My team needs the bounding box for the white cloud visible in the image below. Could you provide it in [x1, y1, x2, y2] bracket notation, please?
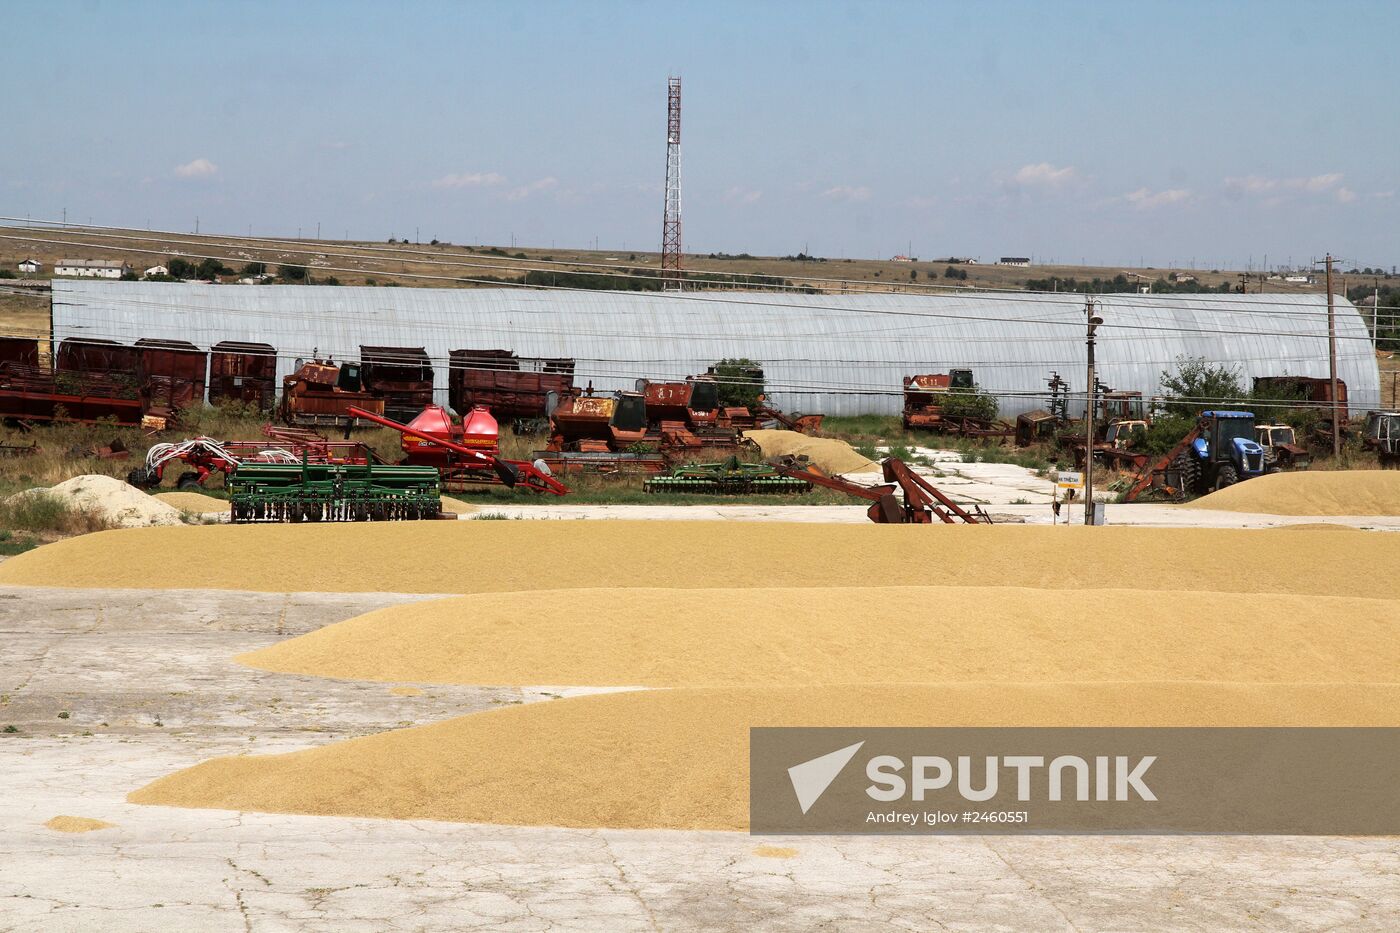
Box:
[1012, 162, 1075, 187]
[1225, 172, 1346, 197]
[724, 186, 763, 205]
[174, 158, 218, 179]
[819, 185, 871, 202]
[1335, 187, 1357, 203]
[1124, 187, 1191, 210]
[502, 176, 559, 201]
[1372, 190, 1396, 200]
[433, 171, 506, 189]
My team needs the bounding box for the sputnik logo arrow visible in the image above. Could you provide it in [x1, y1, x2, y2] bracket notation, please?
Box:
[787, 741, 865, 814]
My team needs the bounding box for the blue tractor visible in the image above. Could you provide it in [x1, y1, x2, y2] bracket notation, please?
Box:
[1174, 410, 1268, 494]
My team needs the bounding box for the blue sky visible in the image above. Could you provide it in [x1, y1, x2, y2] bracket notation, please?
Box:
[5, 0, 1396, 268]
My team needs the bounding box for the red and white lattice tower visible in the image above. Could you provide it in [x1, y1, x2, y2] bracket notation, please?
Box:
[660, 76, 683, 290]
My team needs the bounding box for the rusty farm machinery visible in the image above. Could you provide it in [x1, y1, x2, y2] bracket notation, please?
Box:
[773, 456, 993, 524]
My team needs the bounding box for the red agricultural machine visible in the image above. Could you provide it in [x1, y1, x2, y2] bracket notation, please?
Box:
[902, 369, 1010, 438]
[280, 358, 385, 427]
[128, 428, 381, 490]
[773, 456, 993, 524]
[347, 405, 568, 495]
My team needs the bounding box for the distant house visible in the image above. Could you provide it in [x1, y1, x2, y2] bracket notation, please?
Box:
[55, 259, 130, 279]
[1171, 272, 1196, 283]
[1284, 274, 1314, 284]
[998, 257, 1031, 267]
[144, 265, 169, 277]
[890, 255, 916, 263]
[17, 258, 42, 274]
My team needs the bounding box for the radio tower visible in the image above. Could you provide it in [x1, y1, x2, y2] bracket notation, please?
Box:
[660, 76, 683, 291]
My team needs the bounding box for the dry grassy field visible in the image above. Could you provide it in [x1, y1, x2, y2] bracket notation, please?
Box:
[0, 224, 1334, 297]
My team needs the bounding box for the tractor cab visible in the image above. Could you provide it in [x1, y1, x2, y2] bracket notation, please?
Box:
[1364, 411, 1400, 466]
[1103, 419, 1148, 448]
[1256, 424, 1296, 448]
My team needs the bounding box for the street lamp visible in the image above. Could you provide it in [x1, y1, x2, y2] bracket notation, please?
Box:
[1084, 300, 1104, 526]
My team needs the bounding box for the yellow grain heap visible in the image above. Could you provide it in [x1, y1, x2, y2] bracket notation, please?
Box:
[7, 522, 1399, 599]
[44, 816, 115, 833]
[742, 429, 878, 474]
[129, 682, 1400, 831]
[1186, 470, 1400, 516]
[238, 586, 1400, 688]
[153, 491, 229, 513]
[438, 496, 478, 515]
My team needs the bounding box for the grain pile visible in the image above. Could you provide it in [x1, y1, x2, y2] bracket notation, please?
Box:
[7, 475, 183, 528]
[743, 429, 877, 474]
[9, 522, 1400, 599]
[153, 491, 229, 513]
[130, 682, 1400, 831]
[1186, 470, 1400, 516]
[44, 816, 115, 833]
[438, 496, 478, 515]
[238, 586, 1400, 688]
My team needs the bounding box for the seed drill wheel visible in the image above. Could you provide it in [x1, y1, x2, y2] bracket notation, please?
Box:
[176, 472, 203, 490]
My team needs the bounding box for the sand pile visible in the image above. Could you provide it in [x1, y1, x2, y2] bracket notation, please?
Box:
[129, 682, 1400, 831]
[7, 475, 183, 528]
[743, 429, 877, 474]
[238, 586, 1400, 688]
[153, 491, 229, 513]
[1186, 470, 1400, 516]
[8, 522, 1398, 598]
[44, 816, 115, 833]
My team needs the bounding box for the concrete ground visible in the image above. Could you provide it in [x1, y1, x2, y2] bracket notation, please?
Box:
[3, 585, 1399, 931]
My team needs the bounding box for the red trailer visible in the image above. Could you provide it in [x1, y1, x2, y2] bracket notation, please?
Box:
[136, 338, 207, 415]
[56, 339, 140, 381]
[209, 341, 277, 410]
[447, 349, 575, 428]
[0, 337, 39, 369]
[360, 346, 435, 419]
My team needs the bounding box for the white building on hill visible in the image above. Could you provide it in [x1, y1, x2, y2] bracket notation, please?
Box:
[54, 259, 130, 279]
[17, 258, 42, 274]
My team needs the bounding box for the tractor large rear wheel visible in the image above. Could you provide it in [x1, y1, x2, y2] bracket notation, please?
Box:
[1171, 453, 1199, 497]
[1215, 464, 1239, 490]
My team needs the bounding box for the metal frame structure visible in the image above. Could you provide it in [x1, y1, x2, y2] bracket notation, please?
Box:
[661, 76, 683, 291]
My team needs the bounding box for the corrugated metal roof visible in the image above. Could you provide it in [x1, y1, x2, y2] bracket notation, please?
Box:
[50, 281, 1382, 417]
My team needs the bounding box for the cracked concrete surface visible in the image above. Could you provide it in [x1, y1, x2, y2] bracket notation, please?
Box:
[3, 585, 1398, 931]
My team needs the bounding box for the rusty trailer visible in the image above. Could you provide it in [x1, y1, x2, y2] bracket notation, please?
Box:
[209, 341, 278, 410]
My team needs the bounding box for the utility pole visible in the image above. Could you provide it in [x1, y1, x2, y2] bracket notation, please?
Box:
[1374, 286, 1381, 351]
[1324, 254, 1341, 458]
[1084, 298, 1103, 525]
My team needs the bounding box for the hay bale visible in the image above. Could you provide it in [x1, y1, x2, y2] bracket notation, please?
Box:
[743, 429, 877, 474]
[238, 586, 1400, 688]
[8, 475, 183, 528]
[128, 682, 1400, 831]
[1186, 471, 1400, 516]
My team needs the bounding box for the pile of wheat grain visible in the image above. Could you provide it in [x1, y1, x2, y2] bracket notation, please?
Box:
[743, 429, 878, 474]
[1186, 470, 1400, 516]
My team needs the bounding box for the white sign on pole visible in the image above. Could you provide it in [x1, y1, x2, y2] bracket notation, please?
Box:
[1055, 470, 1084, 489]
